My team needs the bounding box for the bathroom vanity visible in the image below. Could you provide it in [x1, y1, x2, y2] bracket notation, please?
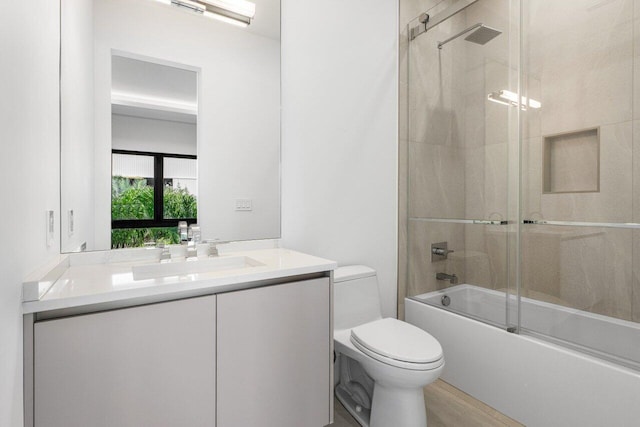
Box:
[34, 0, 329, 424]
[23, 242, 336, 427]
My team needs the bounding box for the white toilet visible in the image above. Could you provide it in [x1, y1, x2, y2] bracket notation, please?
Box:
[334, 265, 444, 427]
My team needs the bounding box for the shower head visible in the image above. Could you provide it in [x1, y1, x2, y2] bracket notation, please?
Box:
[464, 24, 502, 45]
[438, 23, 502, 49]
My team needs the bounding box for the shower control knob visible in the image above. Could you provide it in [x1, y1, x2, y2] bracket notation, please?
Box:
[432, 247, 453, 256]
[431, 242, 453, 262]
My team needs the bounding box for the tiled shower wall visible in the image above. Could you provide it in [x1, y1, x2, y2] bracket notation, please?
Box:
[399, 0, 640, 323]
[521, 0, 638, 322]
[399, 0, 517, 319]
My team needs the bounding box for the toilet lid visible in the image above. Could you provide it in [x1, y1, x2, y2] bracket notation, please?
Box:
[350, 318, 443, 364]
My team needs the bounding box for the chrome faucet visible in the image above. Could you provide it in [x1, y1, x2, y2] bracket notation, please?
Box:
[436, 272, 458, 284]
[208, 240, 229, 257]
[189, 224, 201, 244]
[185, 224, 201, 258]
[178, 221, 189, 244]
[156, 242, 171, 261]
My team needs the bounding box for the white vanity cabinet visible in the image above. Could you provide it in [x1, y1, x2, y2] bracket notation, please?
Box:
[217, 277, 331, 427]
[30, 276, 332, 427]
[34, 295, 217, 427]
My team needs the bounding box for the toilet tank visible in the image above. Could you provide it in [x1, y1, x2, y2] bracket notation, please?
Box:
[333, 265, 383, 331]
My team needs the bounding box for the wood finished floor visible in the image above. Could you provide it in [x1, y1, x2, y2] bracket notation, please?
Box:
[328, 379, 524, 427]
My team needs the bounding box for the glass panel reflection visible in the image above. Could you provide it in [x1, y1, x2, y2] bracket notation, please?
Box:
[111, 153, 155, 220]
[163, 157, 197, 220]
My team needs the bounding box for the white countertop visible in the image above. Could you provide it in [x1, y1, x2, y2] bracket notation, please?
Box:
[23, 246, 336, 314]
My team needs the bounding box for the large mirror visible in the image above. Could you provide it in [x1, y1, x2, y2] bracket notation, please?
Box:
[61, 0, 281, 252]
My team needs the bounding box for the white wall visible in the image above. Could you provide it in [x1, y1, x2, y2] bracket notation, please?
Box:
[281, 0, 399, 317]
[0, 1, 61, 425]
[0, 2, 398, 424]
[112, 115, 197, 155]
[88, 0, 280, 248]
[60, 0, 95, 253]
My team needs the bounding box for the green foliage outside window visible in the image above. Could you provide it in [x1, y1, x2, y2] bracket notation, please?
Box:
[164, 186, 198, 219]
[111, 176, 197, 249]
[112, 177, 154, 220]
[111, 227, 183, 249]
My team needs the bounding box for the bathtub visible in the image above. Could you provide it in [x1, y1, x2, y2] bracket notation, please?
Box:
[414, 284, 640, 369]
[406, 285, 640, 426]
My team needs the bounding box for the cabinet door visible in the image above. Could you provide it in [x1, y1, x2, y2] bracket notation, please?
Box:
[34, 295, 216, 427]
[217, 278, 331, 427]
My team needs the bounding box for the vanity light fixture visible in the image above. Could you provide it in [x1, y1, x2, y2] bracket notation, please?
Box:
[154, 0, 256, 27]
[487, 89, 541, 110]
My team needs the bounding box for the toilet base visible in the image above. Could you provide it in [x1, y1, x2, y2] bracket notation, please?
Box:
[336, 382, 428, 427]
[370, 383, 427, 427]
[335, 385, 371, 426]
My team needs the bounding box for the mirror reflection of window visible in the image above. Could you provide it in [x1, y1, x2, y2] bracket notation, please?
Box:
[111, 153, 155, 220]
[110, 55, 198, 249]
[60, 0, 281, 253]
[111, 151, 197, 249]
[163, 157, 198, 220]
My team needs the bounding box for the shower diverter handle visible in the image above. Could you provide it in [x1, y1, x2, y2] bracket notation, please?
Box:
[432, 247, 453, 256]
[431, 242, 454, 262]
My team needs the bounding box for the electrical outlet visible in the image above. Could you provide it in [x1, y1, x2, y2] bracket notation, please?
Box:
[235, 199, 252, 211]
[46, 210, 55, 247]
[68, 209, 74, 235]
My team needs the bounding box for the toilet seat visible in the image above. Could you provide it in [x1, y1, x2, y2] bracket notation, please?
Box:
[350, 318, 443, 371]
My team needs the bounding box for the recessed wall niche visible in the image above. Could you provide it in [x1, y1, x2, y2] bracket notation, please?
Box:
[543, 127, 600, 194]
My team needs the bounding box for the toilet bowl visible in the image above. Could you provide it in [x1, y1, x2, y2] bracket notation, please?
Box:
[334, 266, 444, 427]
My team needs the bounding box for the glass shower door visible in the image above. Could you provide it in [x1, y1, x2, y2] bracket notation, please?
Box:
[403, 0, 520, 330]
[519, 0, 640, 369]
[402, 0, 640, 370]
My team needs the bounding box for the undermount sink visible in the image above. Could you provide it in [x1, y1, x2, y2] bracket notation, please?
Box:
[132, 256, 264, 281]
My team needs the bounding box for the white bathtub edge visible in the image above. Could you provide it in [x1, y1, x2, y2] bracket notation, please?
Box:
[406, 298, 640, 427]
